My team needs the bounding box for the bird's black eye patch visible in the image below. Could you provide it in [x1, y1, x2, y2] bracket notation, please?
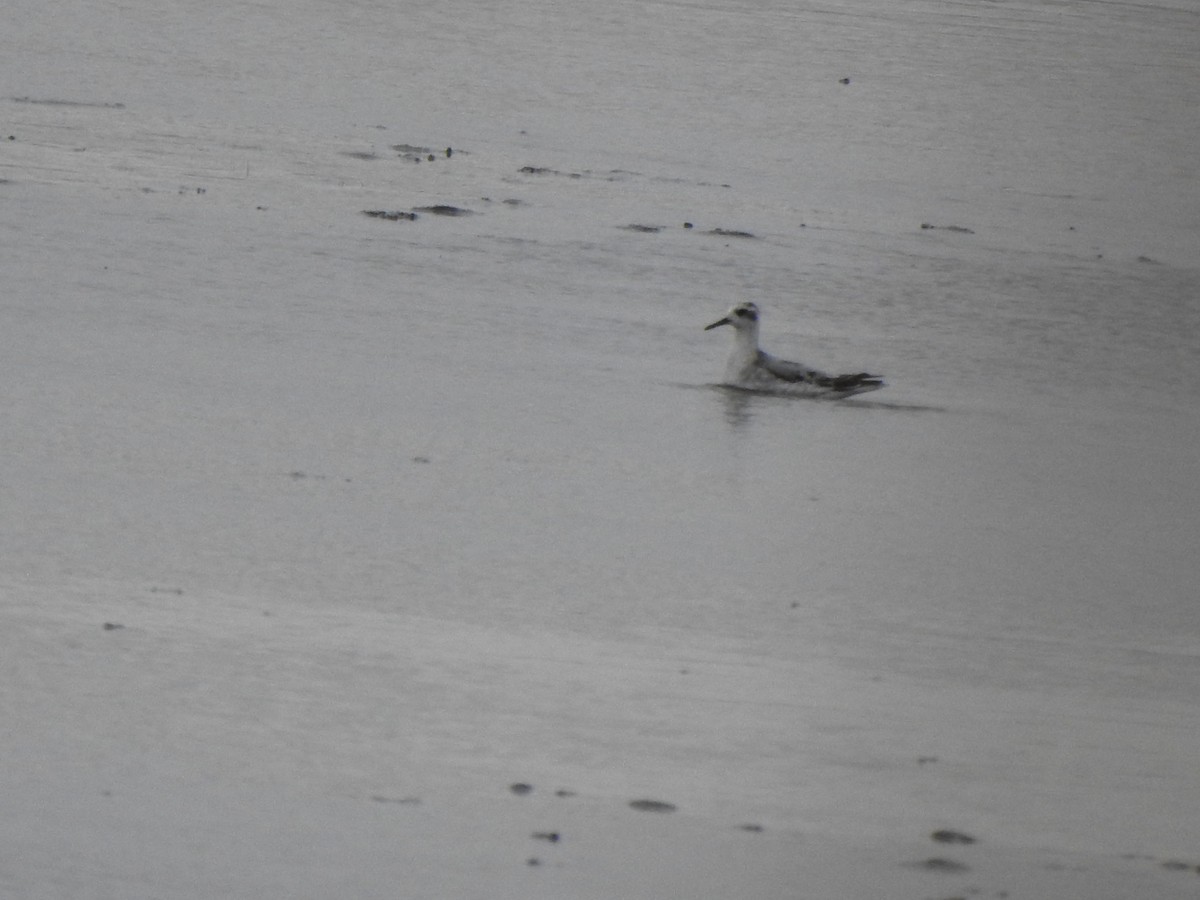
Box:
[735, 307, 757, 320]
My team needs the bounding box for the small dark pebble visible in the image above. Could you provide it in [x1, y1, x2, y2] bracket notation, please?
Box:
[629, 799, 676, 813]
[526, 857, 541, 867]
[102, 622, 124, 631]
[532, 831, 560, 843]
[838, 77, 851, 85]
[510, 782, 534, 796]
[904, 858, 970, 873]
[683, 222, 694, 229]
[739, 823, 764, 833]
[931, 829, 977, 845]
[446, 147, 453, 157]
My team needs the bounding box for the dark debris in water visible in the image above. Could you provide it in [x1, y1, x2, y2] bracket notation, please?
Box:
[1160, 859, 1200, 873]
[12, 96, 126, 109]
[931, 829, 977, 845]
[392, 143, 455, 162]
[519, 165, 583, 179]
[629, 799, 676, 813]
[413, 204, 473, 216]
[903, 857, 970, 873]
[364, 206, 473, 220]
[920, 223, 975, 234]
[392, 143, 431, 154]
[708, 227, 755, 238]
[363, 209, 418, 221]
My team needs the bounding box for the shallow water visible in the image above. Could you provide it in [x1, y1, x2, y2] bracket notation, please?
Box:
[3, 0, 1200, 887]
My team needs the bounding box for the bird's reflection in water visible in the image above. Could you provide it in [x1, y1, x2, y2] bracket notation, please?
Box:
[710, 383, 944, 429]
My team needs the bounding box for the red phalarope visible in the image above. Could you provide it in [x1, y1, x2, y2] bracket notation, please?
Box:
[705, 302, 884, 398]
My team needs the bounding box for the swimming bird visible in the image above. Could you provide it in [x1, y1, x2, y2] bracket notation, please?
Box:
[704, 302, 884, 398]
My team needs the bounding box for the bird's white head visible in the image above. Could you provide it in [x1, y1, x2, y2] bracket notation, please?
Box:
[704, 301, 760, 332]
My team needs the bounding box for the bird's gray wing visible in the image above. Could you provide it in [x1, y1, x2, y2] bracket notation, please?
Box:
[757, 351, 830, 383]
[759, 352, 884, 391]
[824, 372, 885, 391]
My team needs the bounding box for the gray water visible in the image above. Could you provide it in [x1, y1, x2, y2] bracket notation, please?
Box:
[3, 0, 1199, 870]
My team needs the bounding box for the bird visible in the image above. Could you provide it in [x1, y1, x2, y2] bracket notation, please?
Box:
[704, 302, 884, 398]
